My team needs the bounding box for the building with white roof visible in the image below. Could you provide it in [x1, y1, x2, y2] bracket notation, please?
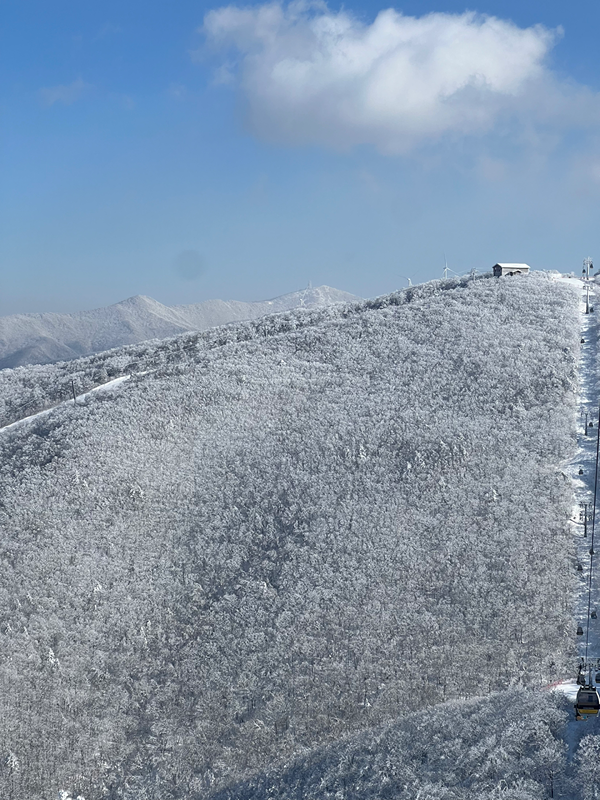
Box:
[493, 263, 530, 277]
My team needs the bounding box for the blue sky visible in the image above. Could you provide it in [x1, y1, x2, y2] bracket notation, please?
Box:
[2, 0, 600, 313]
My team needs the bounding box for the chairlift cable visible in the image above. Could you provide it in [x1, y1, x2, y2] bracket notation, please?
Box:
[575, 287, 600, 718]
[585, 389, 600, 664]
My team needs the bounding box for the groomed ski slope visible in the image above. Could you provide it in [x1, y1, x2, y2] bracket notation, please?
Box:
[554, 274, 600, 751]
[0, 374, 132, 435]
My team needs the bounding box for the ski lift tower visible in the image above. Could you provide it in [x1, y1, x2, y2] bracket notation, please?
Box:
[583, 258, 593, 314]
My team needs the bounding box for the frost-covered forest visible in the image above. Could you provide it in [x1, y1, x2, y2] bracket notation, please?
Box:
[212, 690, 593, 800]
[0, 286, 357, 369]
[0, 274, 584, 798]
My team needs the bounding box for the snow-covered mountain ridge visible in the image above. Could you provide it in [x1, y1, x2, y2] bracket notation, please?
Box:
[0, 285, 358, 369]
[0, 273, 584, 798]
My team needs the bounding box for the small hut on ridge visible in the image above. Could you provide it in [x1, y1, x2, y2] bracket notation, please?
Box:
[493, 263, 530, 277]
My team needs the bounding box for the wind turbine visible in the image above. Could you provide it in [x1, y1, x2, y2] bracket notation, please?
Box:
[443, 254, 460, 279]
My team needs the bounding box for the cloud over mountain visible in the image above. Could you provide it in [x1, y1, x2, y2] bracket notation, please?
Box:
[202, 3, 579, 153]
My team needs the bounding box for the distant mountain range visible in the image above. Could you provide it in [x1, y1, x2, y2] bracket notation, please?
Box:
[0, 285, 359, 369]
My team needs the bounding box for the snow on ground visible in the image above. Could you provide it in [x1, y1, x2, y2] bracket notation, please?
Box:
[0, 374, 132, 434]
[0, 286, 360, 369]
[553, 274, 600, 751]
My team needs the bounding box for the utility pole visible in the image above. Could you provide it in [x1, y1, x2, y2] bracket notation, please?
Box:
[582, 409, 595, 435]
[586, 281, 591, 315]
[580, 502, 592, 538]
[583, 258, 593, 314]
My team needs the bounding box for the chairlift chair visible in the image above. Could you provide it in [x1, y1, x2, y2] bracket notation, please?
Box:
[579, 468, 584, 475]
[575, 686, 600, 720]
[592, 610, 597, 620]
[578, 564, 584, 572]
[577, 625, 584, 635]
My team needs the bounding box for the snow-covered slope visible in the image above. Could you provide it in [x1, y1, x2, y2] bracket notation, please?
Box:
[0, 274, 581, 799]
[0, 286, 358, 368]
[211, 689, 572, 800]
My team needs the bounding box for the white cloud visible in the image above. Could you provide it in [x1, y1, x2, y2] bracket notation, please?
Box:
[39, 78, 89, 108]
[202, 3, 578, 153]
[212, 62, 236, 86]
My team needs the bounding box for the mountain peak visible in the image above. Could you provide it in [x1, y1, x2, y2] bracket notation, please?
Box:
[113, 295, 165, 310]
[0, 286, 360, 368]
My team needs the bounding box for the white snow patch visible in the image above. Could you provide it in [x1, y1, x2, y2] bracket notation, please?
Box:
[0, 374, 132, 434]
